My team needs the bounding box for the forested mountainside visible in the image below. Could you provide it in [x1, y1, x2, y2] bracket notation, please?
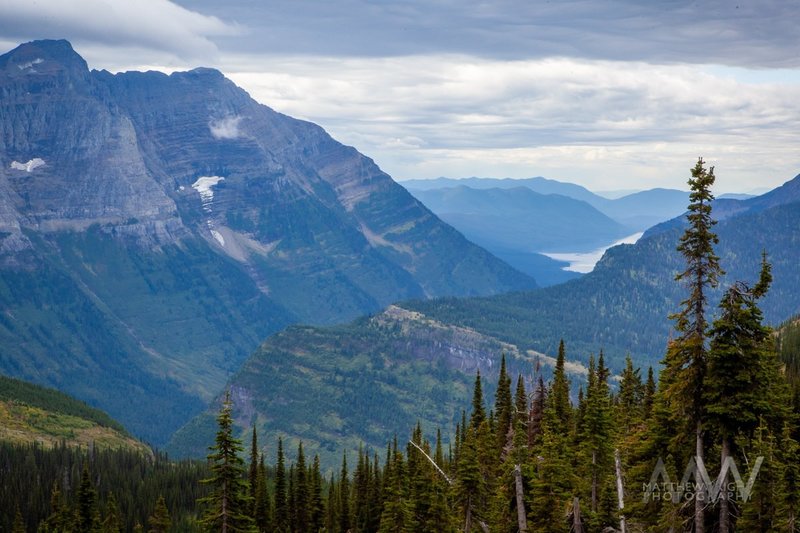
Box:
[0, 39, 532, 445]
[172, 171, 800, 465]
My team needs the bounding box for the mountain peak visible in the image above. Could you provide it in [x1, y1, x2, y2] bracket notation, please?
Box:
[0, 39, 88, 78]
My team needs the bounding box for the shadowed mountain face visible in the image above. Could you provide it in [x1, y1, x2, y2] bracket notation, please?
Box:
[0, 40, 533, 444]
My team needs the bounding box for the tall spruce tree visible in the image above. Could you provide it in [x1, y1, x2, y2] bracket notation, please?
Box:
[495, 354, 513, 453]
[662, 157, 723, 533]
[198, 390, 254, 533]
[309, 455, 325, 532]
[551, 340, 572, 429]
[470, 372, 486, 431]
[580, 354, 614, 515]
[254, 456, 271, 532]
[514, 374, 528, 427]
[248, 426, 259, 517]
[338, 453, 352, 533]
[77, 462, 99, 532]
[293, 442, 309, 532]
[274, 437, 289, 532]
[617, 354, 643, 434]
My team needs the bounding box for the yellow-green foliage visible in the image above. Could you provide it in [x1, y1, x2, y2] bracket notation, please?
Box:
[0, 399, 149, 452]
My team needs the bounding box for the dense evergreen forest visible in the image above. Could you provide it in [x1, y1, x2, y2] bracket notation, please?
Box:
[3, 159, 800, 532]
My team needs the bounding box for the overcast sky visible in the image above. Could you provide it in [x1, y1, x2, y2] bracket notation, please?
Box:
[1, 0, 798, 192]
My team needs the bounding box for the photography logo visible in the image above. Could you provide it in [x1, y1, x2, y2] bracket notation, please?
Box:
[642, 456, 764, 503]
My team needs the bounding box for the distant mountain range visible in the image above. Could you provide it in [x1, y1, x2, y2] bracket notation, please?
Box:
[401, 176, 692, 230]
[401, 177, 693, 284]
[169, 172, 800, 465]
[0, 40, 533, 445]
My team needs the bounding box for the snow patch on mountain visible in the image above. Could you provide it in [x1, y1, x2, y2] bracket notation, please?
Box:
[211, 229, 225, 246]
[10, 158, 45, 172]
[191, 176, 225, 206]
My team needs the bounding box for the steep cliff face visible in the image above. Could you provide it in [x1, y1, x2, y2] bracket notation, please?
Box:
[0, 40, 183, 248]
[0, 40, 532, 444]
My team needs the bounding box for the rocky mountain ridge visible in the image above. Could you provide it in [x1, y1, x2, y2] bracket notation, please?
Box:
[0, 39, 532, 444]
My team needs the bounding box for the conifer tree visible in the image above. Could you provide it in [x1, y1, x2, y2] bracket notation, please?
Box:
[617, 354, 643, 433]
[338, 452, 352, 533]
[514, 374, 528, 427]
[470, 372, 486, 430]
[102, 493, 122, 533]
[434, 429, 445, 470]
[308, 455, 325, 532]
[248, 426, 259, 517]
[662, 157, 723, 533]
[354, 446, 370, 532]
[274, 437, 289, 532]
[705, 255, 789, 532]
[579, 354, 614, 514]
[495, 354, 513, 452]
[406, 424, 429, 531]
[737, 420, 781, 531]
[551, 340, 572, 429]
[198, 391, 254, 533]
[779, 425, 800, 532]
[529, 399, 572, 533]
[12, 506, 25, 533]
[325, 473, 338, 533]
[77, 462, 99, 533]
[147, 496, 171, 533]
[455, 429, 483, 532]
[378, 443, 412, 533]
[642, 366, 656, 419]
[368, 453, 384, 532]
[254, 456, 271, 532]
[287, 465, 295, 532]
[293, 442, 309, 532]
[41, 481, 72, 532]
[528, 376, 546, 446]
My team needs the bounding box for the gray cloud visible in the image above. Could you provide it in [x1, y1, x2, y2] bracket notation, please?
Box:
[178, 0, 800, 68]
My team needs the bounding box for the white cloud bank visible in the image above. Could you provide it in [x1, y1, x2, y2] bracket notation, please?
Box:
[227, 55, 800, 191]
